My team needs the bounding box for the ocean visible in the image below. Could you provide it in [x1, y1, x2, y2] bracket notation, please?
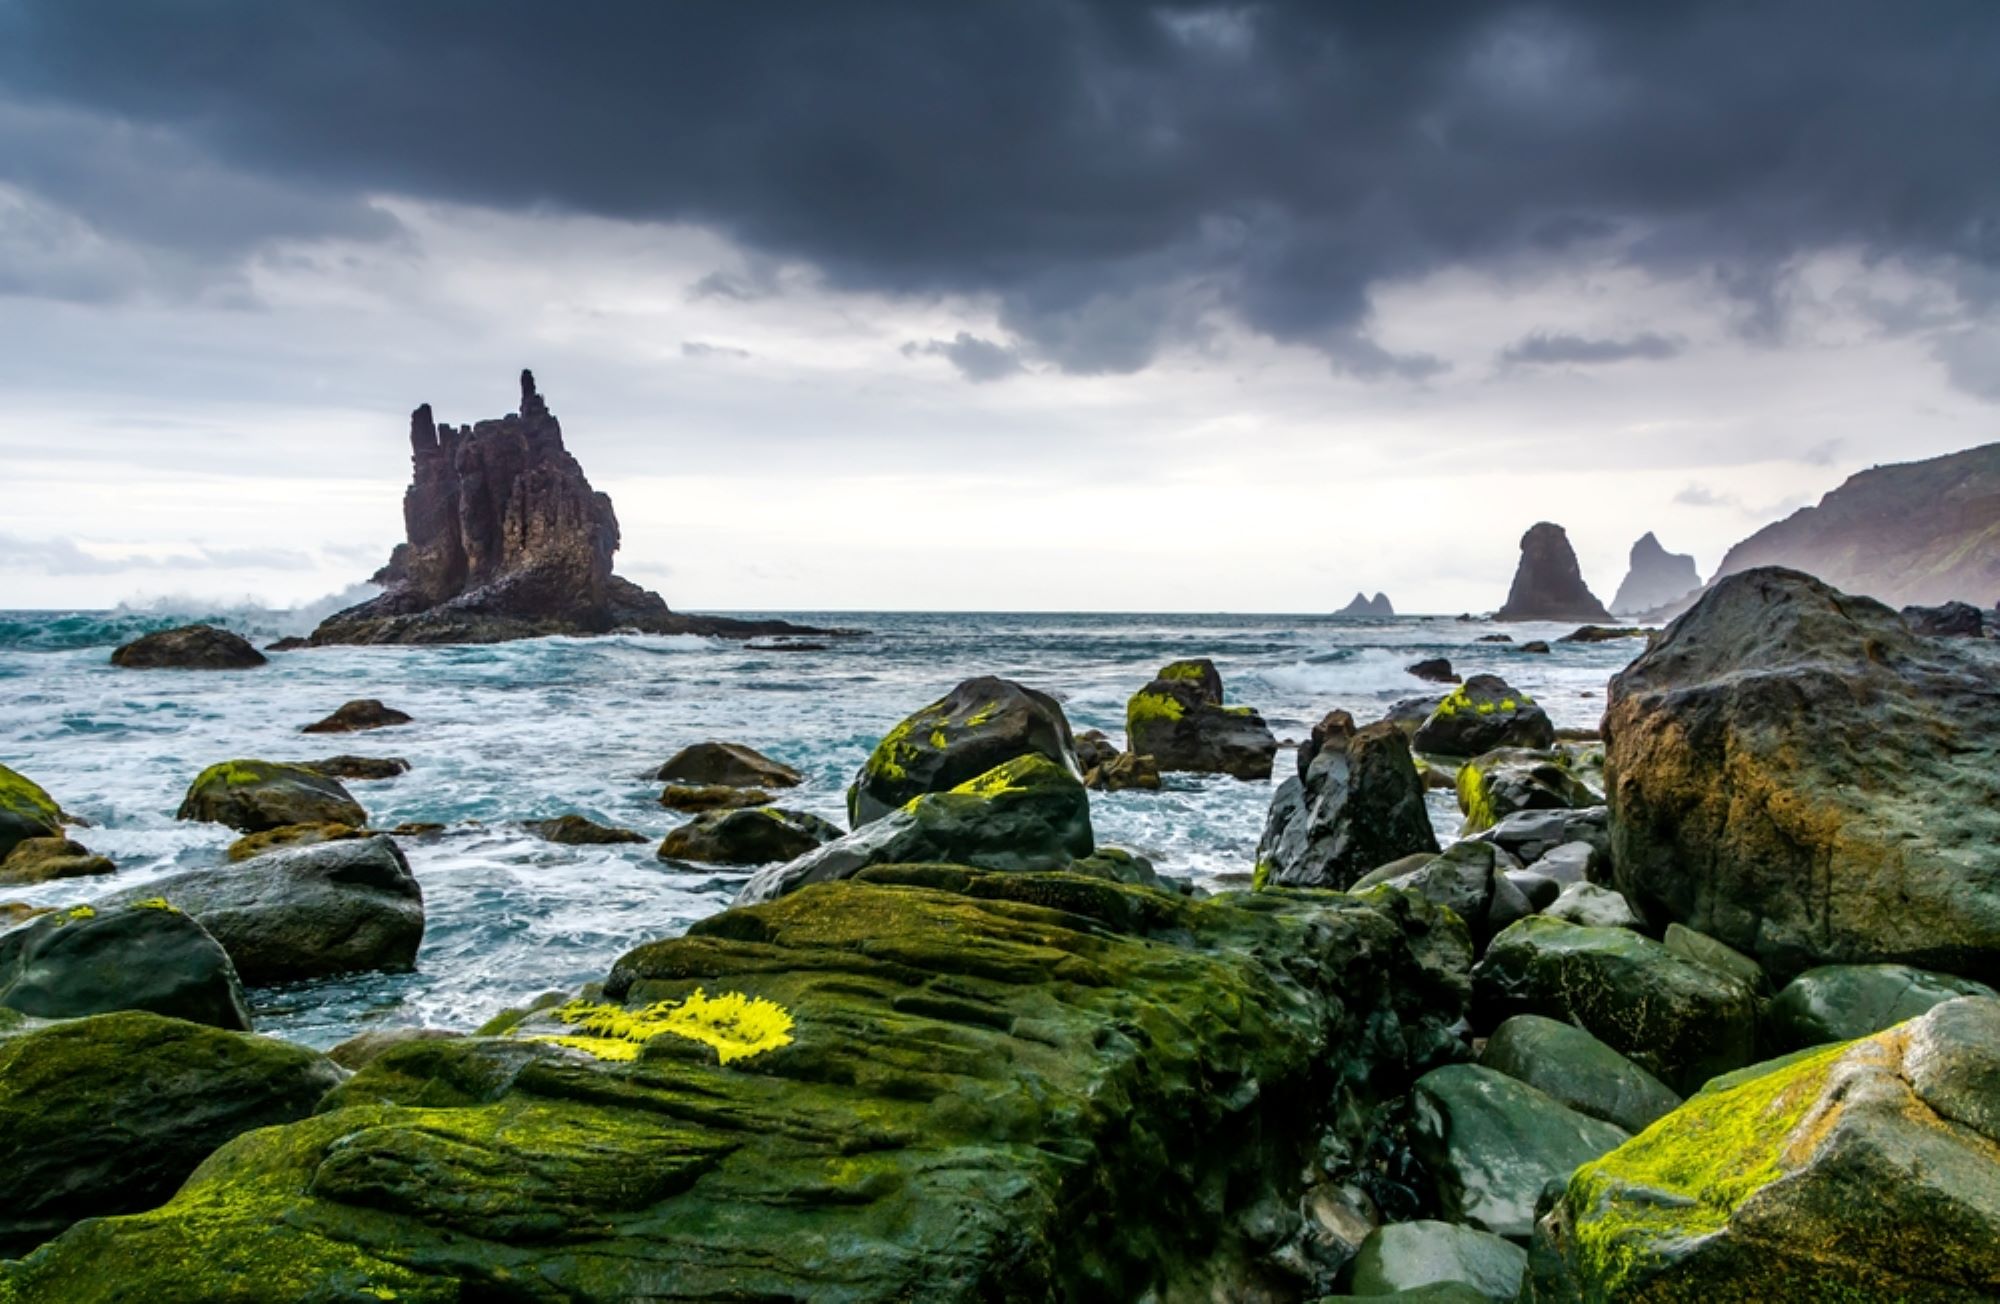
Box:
[0, 607, 1643, 1048]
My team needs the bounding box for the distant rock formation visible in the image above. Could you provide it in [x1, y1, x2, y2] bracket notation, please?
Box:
[1495, 523, 1612, 622]
[1609, 533, 1701, 614]
[311, 372, 824, 645]
[1334, 592, 1395, 619]
[1702, 442, 2000, 609]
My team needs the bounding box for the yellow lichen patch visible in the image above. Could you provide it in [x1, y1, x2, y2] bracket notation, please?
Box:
[1127, 690, 1186, 729]
[531, 990, 796, 1066]
[928, 728, 950, 750]
[947, 753, 1057, 799]
[129, 897, 177, 912]
[963, 703, 1000, 728]
[64, 905, 96, 921]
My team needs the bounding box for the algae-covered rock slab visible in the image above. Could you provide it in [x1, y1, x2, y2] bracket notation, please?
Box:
[1526, 995, 2000, 1301]
[0, 870, 1471, 1303]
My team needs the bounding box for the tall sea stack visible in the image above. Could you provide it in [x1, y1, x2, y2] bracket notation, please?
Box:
[1610, 532, 1702, 614]
[1495, 522, 1613, 622]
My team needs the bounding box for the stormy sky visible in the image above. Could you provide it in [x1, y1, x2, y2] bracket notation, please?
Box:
[2, 1, 1996, 612]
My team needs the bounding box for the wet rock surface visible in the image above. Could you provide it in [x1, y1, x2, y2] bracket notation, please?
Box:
[1126, 658, 1279, 780]
[109, 623, 266, 669]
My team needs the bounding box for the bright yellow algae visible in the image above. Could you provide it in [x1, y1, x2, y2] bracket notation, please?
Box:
[532, 990, 796, 1065]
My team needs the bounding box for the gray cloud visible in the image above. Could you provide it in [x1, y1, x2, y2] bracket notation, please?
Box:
[903, 331, 1027, 382]
[1500, 331, 1685, 367]
[1673, 483, 1735, 509]
[1, 2, 1995, 371]
[682, 341, 753, 360]
[0, 533, 320, 576]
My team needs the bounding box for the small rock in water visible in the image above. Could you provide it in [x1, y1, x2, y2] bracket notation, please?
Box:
[1407, 656, 1460, 684]
[109, 624, 266, 670]
[1411, 675, 1554, 758]
[226, 822, 367, 862]
[527, 814, 647, 846]
[1072, 729, 1120, 772]
[658, 808, 843, 867]
[1126, 658, 1278, 780]
[0, 836, 114, 885]
[848, 675, 1080, 825]
[654, 741, 803, 789]
[301, 699, 412, 734]
[659, 784, 775, 812]
[0, 764, 68, 861]
[1084, 751, 1160, 792]
[176, 760, 366, 834]
[302, 755, 410, 781]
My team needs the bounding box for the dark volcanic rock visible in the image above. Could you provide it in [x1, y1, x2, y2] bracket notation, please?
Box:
[1557, 624, 1649, 643]
[309, 372, 829, 645]
[0, 1010, 341, 1256]
[657, 808, 843, 867]
[1335, 591, 1395, 618]
[655, 741, 802, 789]
[1605, 567, 2000, 982]
[1407, 657, 1459, 684]
[1455, 748, 1597, 835]
[224, 822, 365, 862]
[1609, 532, 1702, 615]
[111, 835, 424, 985]
[0, 902, 250, 1030]
[659, 784, 774, 813]
[1496, 523, 1613, 623]
[1902, 599, 1988, 637]
[302, 755, 410, 781]
[1084, 751, 1160, 792]
[1258, 721, 1437, 890]
[1072, 729, 1120, 773]
[1763, 963, 1996, 1052]
[527, 814, 647, 845]
[847, 676, 1079, 827]
[1411, 675, 1556, 758]
[109, 624, 266, 670]
[1126, 659, 1278, 780]
[0, 764, 64, 862]
[0, 836, 115, 885]
[176, 760, 366, 834]
[1480, 1014, 1681, 1135]
[301, 699, 412, 734]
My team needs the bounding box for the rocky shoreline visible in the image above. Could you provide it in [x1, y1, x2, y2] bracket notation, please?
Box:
[3, 566, 1998, 1300]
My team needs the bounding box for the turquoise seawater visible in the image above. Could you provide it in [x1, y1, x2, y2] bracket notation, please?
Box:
[0, 608, 1643, 1047]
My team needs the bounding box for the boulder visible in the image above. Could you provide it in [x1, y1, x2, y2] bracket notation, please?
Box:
[0, 836, 114, 886]
[1528, 996, 2000, 1301]
[327, 1026, 463, 1071]
[109, 836, 424, 985]
[1474, 917, 1757, 1093]
[0, 1010, 341, 1254]
[1495, 523, 1613, 623]
[1410, 1065, 1629, 1239]
[659, 784, 774, 812]
[1661, 923, 1767, 995]
[1609, 532, 1702, 616]
[1764, 963, 1996, 1052]
[1346, 1220, 1527, 1300]
[225, 822, 365, 862]
[1471, 807, 1608, 868]
[658, 808, 843, 867]
[301, 699, 412, 733]
[1503, 869, 1560, 912]
[176, 760, 367, 834]
[1072, 730, 1120, 773]
[302, 755, 410, 781]
[655, 741, 803, 789]
[1258, 721, 1437, 890]
[847, 676, 1079, 826]
[738, 754, 1092, 904]
[1543, 882, 1641, 930]
[1411, 676, 1555, 758]
[1126, 658, 1278, 780]
[1352, 841, 1512, 945]
[1083, 751, 1160, 792]
[0, 763, 64, 862]
[1455, 749, 1596, 835]
[526, 814, 647, 846]
[0, 903, 250, 1030]
[1408, 657, 1460, 684]
[0, 868, 1473, 1302]
[1605, 567, 2000, 982]
[1529, 841, 1595, 886]
[1557, 624, 1651, 644]
[1902, 600, 1988, 637]
[1480, 1014, 1681, 1134]
[1520, 640, 1551, 654]
[108, 623, 266, 669]
[1383, 695, 1445, 737]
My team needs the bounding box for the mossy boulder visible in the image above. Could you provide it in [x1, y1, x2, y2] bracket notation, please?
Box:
[108, 623, 266, 669]
[1412, 675, 1556, 759]
[1258, 720, 1438, 890]
[0, 763, 64, 862]
[1126, 658, 1278, 780]
[0, 903, 250, 1030]
[848, 676, 1080, 826]
[301, 698, 412, 734]
[1410, 1064, 1630, 1239]
[224, 821, 365, 862]
[659, 782, 774, 812]
[657, 807, 843, 867]
[0, 869, 1472, 1302]
[525, 814, 646, 845]
[176, 760, 367, 834]
[1526, 996, 2000, 1301]
[1453, 748, 1596, 835]
[1480, 1014, 1681, 1135]
[1764, 963, 1996, 1053]
[1605, 567, 2000, 983]
[1662, 922, 1767, 995]
[109, 836, 423, 985]
[1346, 1219, 1528, 1300]
[656, 741, 803, 789]
[1474, 917, 1757, 1094]
[737, 754, 1092, 904]
[0, 1010, 340, 1255]
[0, 837, 114, 886]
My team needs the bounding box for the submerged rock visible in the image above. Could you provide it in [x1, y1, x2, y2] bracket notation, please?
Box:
[0, 763, 65, 861]
[1480, 1014, 1681, 1135]
[301, 699, 412, 733]
[1072, 729, 1120, 773]
[108, 623, 266, 669]
[1609, 532, 1701, 616]
[655, 741, 803, 789]
[0, 836, 114, 885]
[0, 1010, 341, 1255]
[1258, 720, 1437, 890]
[225, 821, 365, 862]
[1495, 523, 1613, 623]
[1126, 658, 1278, 780]
[847, 676, 1079, 826]
[176, 760, 367, 834]
[1083, 750, 1160, 792]
[657, 808, 843, 867]
[1764, 963, 1996, 1052]
[1412, 676, 1556, 759]
[1605, 567, 2000, 982]
[0, 903, 250, 1030]
[659, 783, 774, 812]
[302, 755, 410, 781]
[110, 836, 424, 985]
[739, 754, 1092, 904]
[0, 868, 1472, 1302]
[526, 814, 647, 846]
[1407, 657, 1460, 684]
[1528, 996, 2000, 1301]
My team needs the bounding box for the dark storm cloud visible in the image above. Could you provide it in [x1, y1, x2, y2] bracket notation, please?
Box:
[2, 0, 1997, 372]
[903, 332, 1026, 383]
[1500, 331, 1685, 367]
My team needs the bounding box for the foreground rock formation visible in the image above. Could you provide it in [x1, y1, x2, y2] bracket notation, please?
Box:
[310, 372, 827, 645]
[847, 677, 1078, 826]
[1126, 658, 1278, 780]
[0, 869, 1468, 1302]
[1609, 532, 1702, 615]
[1258, 717, 1436, 889]
[1606, 567, 2000, 982]
[1496, 522, 1614, 622]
